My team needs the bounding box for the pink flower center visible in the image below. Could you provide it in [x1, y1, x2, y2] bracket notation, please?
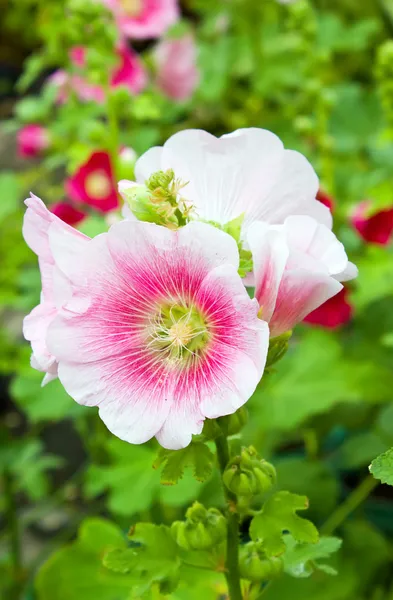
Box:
[120, 0, 143, 16]
[85, 170, 112, 200]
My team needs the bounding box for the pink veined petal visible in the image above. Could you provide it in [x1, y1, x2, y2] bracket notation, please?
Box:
[247, 221, 289, 323]
[269, 269, 343, 337]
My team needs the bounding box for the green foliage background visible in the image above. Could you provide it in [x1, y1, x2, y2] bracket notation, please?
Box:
[1, 0, 393, 598]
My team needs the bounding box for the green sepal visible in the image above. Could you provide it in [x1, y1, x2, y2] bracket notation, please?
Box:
[239, 541, 283, 582]
[171, 502, 227, 551]
[266, 331, 292, 369]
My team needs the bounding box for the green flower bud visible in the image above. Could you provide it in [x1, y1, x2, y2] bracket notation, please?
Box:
[223, 447, 276, 497]
[266, 331, 292, 368]
[239, 542, 283, 582]
[171, 502, 226, 551]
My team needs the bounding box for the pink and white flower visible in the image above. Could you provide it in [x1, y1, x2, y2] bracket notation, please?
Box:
[154, 34, 199, 101]
[22, 195, 89, 384]
[351, 201, 393, 246]
[23, 206, 268, 448]
[121, 128, 332, 235]
[17, 125, 50, 159]
[248, 215, 357, 337]
[103, 0, 179, 40]
[66, 151, 119, 213]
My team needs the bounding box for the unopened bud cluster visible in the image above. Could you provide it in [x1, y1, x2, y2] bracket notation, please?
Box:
[223, 447, 276, 497]
[376, 41, 393, 131]
[240, 541, 283, 582]
[171, 502, 227, 550]
[123, 169, 193, 229]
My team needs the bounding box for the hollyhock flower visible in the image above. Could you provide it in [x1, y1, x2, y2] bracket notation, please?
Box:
[351, 201, 393, 245]
[22, 195, 89, 384]
[111, 44, 147, 94]
[48, 69, 105, 104]
[66, 151, 119, 213]
[316, 189, 335, 213]
[304, 288, 353, 329]
[103, 0, 179, 40]
[120, 128, 332, 236]
[248, 215, 357, 337]
[154, 35, 199, 101]
[17, 125, 49, 158]
[50, 202, 86, 226]
[23, 216, 269, 449]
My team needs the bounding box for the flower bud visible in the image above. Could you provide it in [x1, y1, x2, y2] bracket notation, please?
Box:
[223, 447, 276, 497]
[219, 406, 248, 436]
[171, 502, 226, 551]
[266, 331, 292, 368]
[239, 542, 283, 582]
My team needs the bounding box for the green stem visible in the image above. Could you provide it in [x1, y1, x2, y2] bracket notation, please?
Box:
[321, 474, 378, 536]
[215, 431, 243, 600]
[106, 90, 120, 184]
[3, 470, 22, 597]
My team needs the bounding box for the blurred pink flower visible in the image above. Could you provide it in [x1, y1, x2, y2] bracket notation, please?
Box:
[351, 200, 393, 246]
[49, 44, 146, 104]
[155, 35, 199, 101]
[66, 151, 119, 213]
[304, 287, 353, 329]
[103, 0, 179, 39]
[22, 194, 90, 385]
[17, 125, 49, 158]
[50, 202, 86, 226]
[249, 215, 357, 337]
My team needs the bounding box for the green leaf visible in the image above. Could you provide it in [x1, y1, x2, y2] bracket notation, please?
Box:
[250, 491, 319, 557]
[128, 523, 180, 575]
[0, 172, 21, 222]
[283, 534, 342, 578]
[153, 442, 214, 485]
[36, 518, 136, 600]
[370, 447, 393, 485]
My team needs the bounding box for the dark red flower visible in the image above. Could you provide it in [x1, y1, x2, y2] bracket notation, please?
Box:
[316, 189, 335, 212]
[65, 151, 119, 213]
[303, 288, 353, 329]
[50, 202, 86, 226]
[351, 201, 393, 246]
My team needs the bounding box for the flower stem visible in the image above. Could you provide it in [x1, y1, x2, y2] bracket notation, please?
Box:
[106, 90, 120, 184]
[321, 474, 378, 536]
[215, 430, 243, 600]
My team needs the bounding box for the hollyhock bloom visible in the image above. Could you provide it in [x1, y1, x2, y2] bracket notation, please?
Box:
[48, 69, 105, 104]
[22, 195, 89, 384]
[50, 202, 86, 226]
[121, 128, 332, 235]
[154, 35, 199, 101]
[351, 201, 393, 245]
[23, 217, 268, 449]
[66, 151, 119, 213]
[316, 189, 335, 213]
[17, 125, 49, 159]
[111, 44, 147, 94]
[304, 288, 353, 329]
[103, 0, 179, 40]
[248, 215, 357, 337]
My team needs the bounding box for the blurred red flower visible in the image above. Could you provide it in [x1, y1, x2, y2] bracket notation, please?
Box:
[50, 202, 86, 226]
[303, 288, 353, 329]
[351, 201, 393, 245]
[316, 189, 335, 212]
[65, 151, 119, 213]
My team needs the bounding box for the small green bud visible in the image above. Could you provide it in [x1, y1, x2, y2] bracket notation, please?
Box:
[171, 502, 226, 551]
[121, 183, 163, 224]
[219, 406, 248, 436]
[223, 447, 276, 497]
[266, 331, 292, 368]
[239, 542, 283, 582]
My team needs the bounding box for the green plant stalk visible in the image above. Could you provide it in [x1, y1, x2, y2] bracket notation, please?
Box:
[3, 470, 22, 596]
[321, 474, 378, 535]
[215, 431, 243, 600]
[106, 89, 121, 184]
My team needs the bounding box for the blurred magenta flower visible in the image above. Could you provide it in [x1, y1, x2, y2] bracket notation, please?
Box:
[248, 216, 357, 337]
[103, 0, 179, 39]
[303, 287, 353, 329]
[316, 189, 335, 213]
[22, 195, 90, 385]
[66, 151, 119, 213]
[50, 202, 86, 226]
[111, 43, 147, 94]
[17, 124, 49, 158]
[154, 35, 199, 101]
[351, 200, 393, 245]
